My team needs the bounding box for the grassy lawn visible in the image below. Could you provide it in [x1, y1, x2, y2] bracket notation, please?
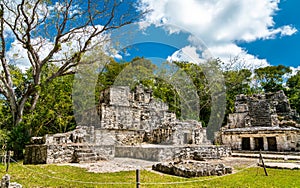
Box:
[1, 162, 300, 187]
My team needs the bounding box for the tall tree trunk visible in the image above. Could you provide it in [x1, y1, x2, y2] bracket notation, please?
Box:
[29, 93, 40, 111]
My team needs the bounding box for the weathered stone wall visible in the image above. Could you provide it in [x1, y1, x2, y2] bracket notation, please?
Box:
[43, 126, 95, 145]
[220, 91, 300, 152]
[94, 123, 206, 146]
[221, 128, 300, 151]
[115, 145, 231, 162]
[94, 129, 145, 145]
[24, 144, 115, 164]
[24, 145, 47, 164]
[96, 86, 206, 145]
[228, 91, 299, 129]
[173, 145, 231, 161]
[46, 145, 76, 164]
[98, 85, 175, 132]
[96, 85, 207, 145]
[248, 99, 275, 127]
[24, 126, 114, 164]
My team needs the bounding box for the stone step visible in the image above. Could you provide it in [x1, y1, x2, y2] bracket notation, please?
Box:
[72, 146, 101, 163]
[232, 152, 300, 160]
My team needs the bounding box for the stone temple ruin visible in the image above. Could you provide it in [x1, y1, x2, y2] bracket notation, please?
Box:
[218, 90, 300, 151]
[24, 85, 231, 165]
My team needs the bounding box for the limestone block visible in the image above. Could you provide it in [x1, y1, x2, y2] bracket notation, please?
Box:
[235, 104, 249, 113]
[110, 86, 130, 106]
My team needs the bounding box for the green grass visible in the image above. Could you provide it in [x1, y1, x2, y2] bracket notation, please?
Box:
[1, 162, 300, 188]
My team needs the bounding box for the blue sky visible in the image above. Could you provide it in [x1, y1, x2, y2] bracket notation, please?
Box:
[240, 0, 300, 67]
[4, 0, 300, 72]
[112, 0, 300, 71]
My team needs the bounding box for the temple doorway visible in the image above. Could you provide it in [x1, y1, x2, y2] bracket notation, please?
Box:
[241, 137, 251, 150]
[267, 137, 277, 151]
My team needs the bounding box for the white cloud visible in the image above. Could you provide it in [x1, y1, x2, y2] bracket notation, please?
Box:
[205, 43, 269, 70]
[6, 41, 30, 71]
[138, 0, 297, 69]
[112, 53, 123, 60]
[167, 45, 205, 64]
[279, 25, 298, 36]
[6, 25, 110, 71]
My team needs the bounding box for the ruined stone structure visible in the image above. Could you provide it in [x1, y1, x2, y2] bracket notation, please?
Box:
[219, 91, 300, 151]
[152, 161, 232, 178]
[24, 126, 114, 164]
[24, 85, 220, 164]
[93, 85, 207, 145]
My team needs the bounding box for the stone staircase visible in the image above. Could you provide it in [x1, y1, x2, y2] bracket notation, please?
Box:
[72, 146, 101, 163]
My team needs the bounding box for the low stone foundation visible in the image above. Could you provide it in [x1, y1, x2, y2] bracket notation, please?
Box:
[115, 145, 231, 162]
[24, 144, 114, 164]
[152, 161, 232, 178]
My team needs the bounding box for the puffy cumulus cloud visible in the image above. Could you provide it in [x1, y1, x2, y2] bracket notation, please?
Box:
[204, 43, 269, 70]
[138, 0, 297, 69]
[168, 44, 269, 71]
[167, 45, 206, 64]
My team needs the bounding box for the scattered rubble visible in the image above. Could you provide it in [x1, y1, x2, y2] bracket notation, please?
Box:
[152, 161, 232, 178]
[1, 174, 22, 188]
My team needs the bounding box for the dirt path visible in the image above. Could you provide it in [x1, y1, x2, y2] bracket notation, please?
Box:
[59, 157, 259, 173]
[59, 158, 156, 173]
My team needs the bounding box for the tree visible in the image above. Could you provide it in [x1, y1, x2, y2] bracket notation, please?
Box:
[0, 0, 146, 127]
[224, 69, 252, 113]
[28, 69, 76, 136]
[286, 70, 300, 114]
[96, 57, 129, 101]
[0, 64, 77, 158]
[254, 65, 291, 93]
[172, 61, 210, 123]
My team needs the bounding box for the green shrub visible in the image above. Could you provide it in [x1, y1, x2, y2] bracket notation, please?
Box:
[7, 125, 30, 160]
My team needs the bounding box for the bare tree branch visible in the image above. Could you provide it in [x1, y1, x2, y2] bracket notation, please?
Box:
[0, 0, 147, 126]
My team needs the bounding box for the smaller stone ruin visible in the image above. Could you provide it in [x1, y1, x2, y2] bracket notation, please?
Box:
[152, 161, 232, 178]
[152, 145, 232, 177]
[173, 146, 231, 161]
[24, 126, 113, 164]
[218, 91, 300, 151]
